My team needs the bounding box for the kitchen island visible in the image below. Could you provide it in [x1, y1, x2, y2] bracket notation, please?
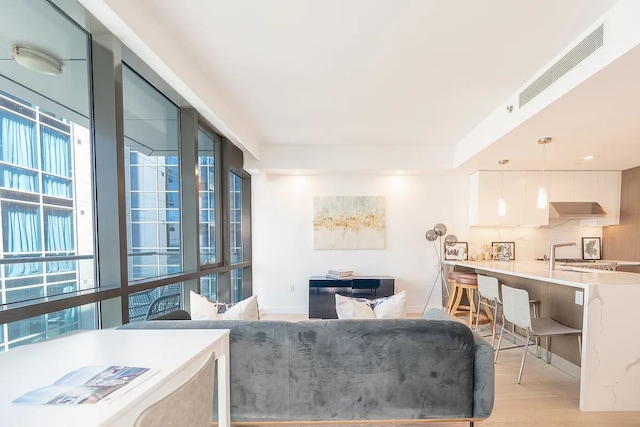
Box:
[444, 260, 640, 412]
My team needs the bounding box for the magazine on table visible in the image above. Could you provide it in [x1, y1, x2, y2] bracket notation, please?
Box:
[13, 365, 155, 405]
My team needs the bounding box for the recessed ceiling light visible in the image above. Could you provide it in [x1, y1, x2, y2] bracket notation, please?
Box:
[583, 155, 594, 160]
[293, 170, 301, 175]
[12, 46, 62, 76]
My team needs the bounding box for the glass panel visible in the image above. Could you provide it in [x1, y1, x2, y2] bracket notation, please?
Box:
[198, 130, 217, 265]
[0, 0, 95, 349]
[229, 172, 242, 264]
[0, 164, 39, 193]
[42, 175, 73, 198]
[128, 283, 183, 322]
[199, 273, 218, 301]
[231, 268, 243, 303]
[123, 65, 181, 282]
[0, 303, 97, 352]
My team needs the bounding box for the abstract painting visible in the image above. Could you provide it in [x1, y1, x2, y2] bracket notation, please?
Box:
[313, 196, 385, 250]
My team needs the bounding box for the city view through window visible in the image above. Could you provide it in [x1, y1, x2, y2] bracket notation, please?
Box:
[0, 0, 252, 352]
[0, 91, 96, 350]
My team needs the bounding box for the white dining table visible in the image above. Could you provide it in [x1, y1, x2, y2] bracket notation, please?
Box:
[0, 328, 230, 426]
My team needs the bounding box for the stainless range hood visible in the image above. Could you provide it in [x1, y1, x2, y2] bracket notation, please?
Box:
[548, 202, 607, 219]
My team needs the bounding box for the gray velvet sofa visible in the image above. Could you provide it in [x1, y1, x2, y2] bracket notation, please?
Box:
[119, 308, 494, 425]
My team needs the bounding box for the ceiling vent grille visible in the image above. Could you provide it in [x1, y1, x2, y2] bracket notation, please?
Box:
[519, 24, 604, 108]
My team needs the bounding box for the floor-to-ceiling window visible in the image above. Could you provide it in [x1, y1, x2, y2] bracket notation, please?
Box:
[0, 0, 96, 350]
[123, 65, 181, 283]
[198, 128, 220, 300]
[229, 172, 244, 303]
[0, 0, 252, 345]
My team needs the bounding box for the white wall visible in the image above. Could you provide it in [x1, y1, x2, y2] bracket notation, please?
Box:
[252, 172, 469, 314]
[252, 172, 604, 315]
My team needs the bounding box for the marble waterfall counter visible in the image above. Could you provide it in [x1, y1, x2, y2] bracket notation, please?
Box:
[444, 260, 640, 412]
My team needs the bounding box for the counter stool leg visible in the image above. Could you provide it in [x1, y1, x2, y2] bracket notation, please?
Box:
[446, 279, 457, 313]
[466, 287, 478, 327]
[491, 303, 499, 348]
[448, 284, 465, 316]
[495, 315, 506, 364]
[530, 300, 541, 357]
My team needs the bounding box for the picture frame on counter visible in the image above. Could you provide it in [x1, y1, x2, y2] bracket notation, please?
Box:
[582, 237, 601, 260]
[491, 241, 515, 260]
[444, 242, 468, 261]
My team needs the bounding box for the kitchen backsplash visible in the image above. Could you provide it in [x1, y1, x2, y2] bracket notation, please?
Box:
[467, 220, 603, 261]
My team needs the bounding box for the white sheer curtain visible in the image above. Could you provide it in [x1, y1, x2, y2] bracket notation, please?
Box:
[0, 111, 37, 192]
[2, 203, 41, 277]
[41, 126, 72, 197]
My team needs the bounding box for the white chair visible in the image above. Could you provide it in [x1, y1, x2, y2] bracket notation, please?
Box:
[497, 285, 582, 384]
[475, 275, 541, 363]
[474, 275, 500, 348]
[134, 352, 215, 427]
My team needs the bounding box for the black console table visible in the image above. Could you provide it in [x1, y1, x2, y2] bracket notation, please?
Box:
[308, 276, 395, 319]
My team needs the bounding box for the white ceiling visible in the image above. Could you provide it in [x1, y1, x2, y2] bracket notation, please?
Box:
[90, 0, 640, 172]
[459, 42, 640, 172]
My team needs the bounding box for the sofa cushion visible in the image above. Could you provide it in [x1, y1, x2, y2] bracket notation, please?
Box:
[288, 319, 475, 421]
[119, 317, 478, 422]
[423, 308, 495, 419]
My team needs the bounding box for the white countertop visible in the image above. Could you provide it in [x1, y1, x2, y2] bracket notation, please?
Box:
[443, 260, 640, 289]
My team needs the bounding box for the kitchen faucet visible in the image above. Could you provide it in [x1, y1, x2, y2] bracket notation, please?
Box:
[549, 242, 577, 273]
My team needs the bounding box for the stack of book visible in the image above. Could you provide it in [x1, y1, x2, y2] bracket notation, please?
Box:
[326, 269, 353, 280]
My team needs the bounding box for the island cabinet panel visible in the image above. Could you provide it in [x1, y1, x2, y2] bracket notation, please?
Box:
[444, 259, 640, 412]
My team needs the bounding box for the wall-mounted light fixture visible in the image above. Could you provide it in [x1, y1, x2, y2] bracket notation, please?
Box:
[498, 159, 508, 217]
[537, 137, 552, 209]
[12, 46, 62, 76]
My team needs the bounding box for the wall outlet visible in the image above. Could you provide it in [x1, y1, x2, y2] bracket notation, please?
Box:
[289, 284, 295, 292]
[575, 290, 584, 306]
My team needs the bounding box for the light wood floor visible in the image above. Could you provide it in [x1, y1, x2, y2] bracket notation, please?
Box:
[251, 314, 640, 426]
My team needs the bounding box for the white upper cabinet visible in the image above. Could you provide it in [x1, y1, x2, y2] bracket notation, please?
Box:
[469, 170, 621, 227]
[524, 171, 549, 226]
[582, 171, 621, 226]
[501, 171, 527, 226]
[548, 171, 575, 201]
[469, 171, 543, 226]
[549, 171, 621, 225]
[469, 171, 502, 226]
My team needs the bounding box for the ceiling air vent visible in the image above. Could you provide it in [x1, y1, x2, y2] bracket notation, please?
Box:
[519, 23, 604, 108]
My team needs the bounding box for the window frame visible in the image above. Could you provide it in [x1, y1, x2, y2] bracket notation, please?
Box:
[196, 124, 223, 271]
[0, 0, 253, 339]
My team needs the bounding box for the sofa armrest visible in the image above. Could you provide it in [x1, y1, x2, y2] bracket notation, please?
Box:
[423, 309, 495, 419]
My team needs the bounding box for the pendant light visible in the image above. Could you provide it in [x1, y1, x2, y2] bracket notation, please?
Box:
[537, 137, 552, 209]
[498, 159, 508, 217]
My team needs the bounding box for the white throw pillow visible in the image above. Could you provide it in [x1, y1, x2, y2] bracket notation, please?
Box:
[222, 295, 260, 320]
[335, 291, 406, 319]
[190, 291, 220, 320]
[335, 294, 376, 319]
[373, 291, 406, 319]
[190, 292, 260, 321]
